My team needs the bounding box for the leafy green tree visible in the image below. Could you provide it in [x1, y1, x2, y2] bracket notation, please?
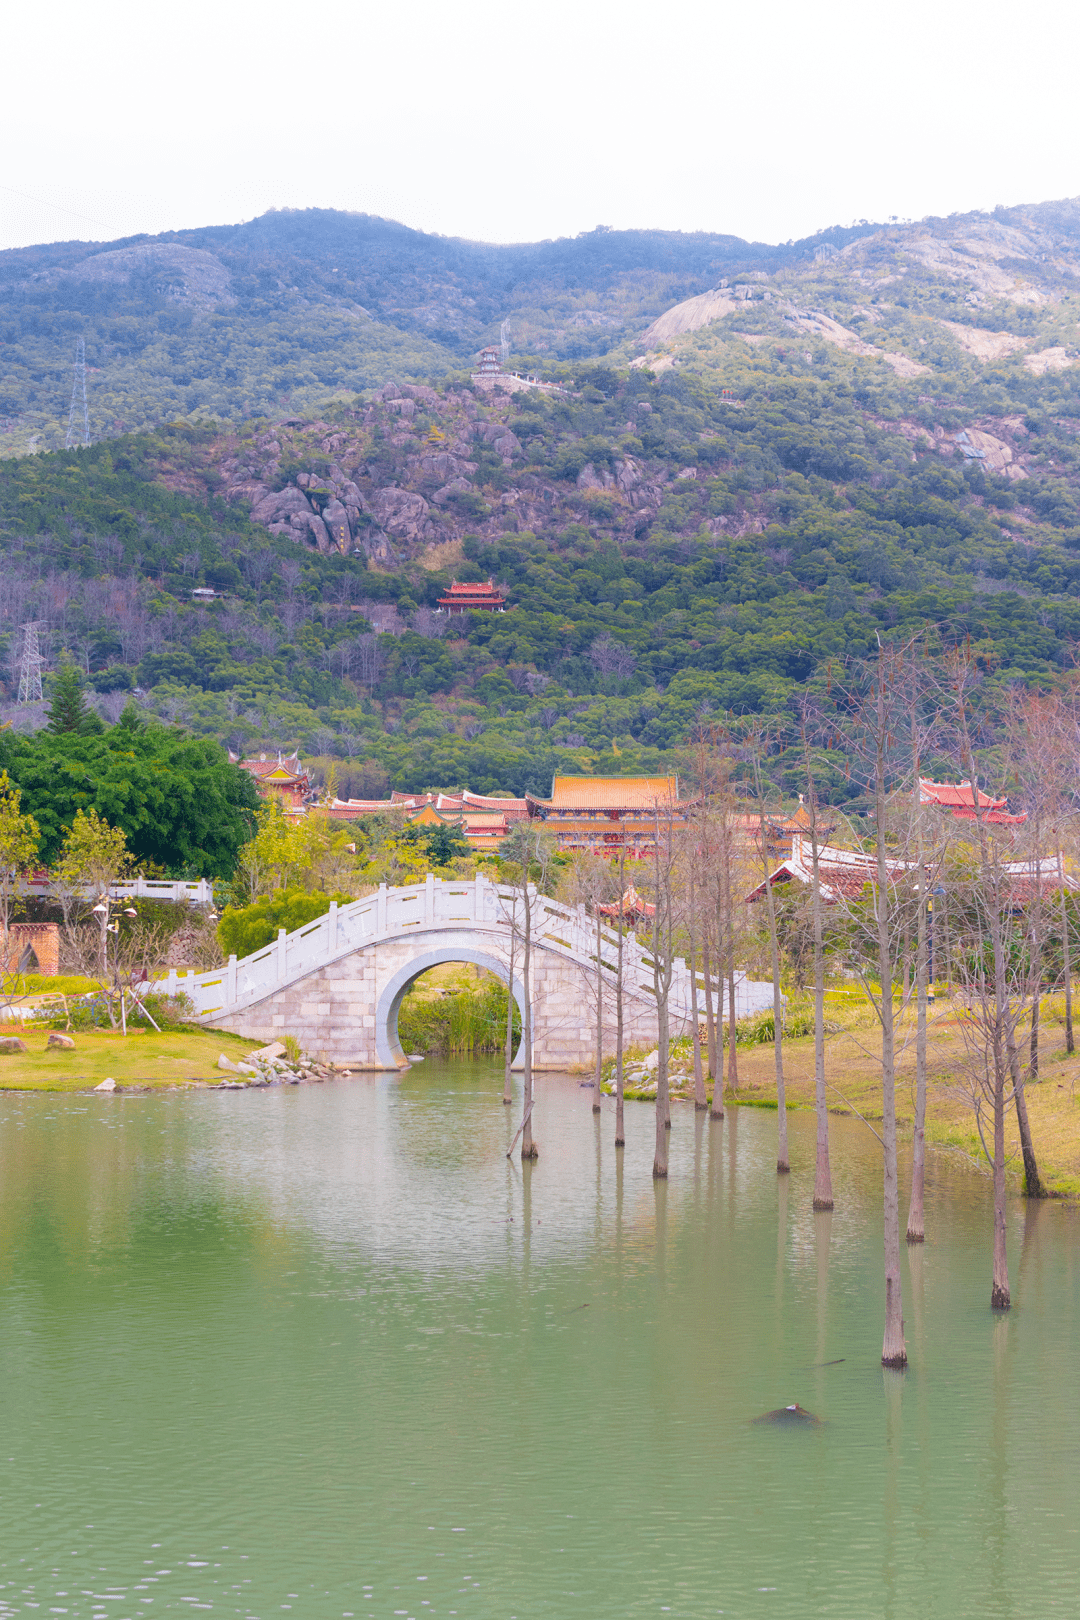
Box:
[0, 772, 41, 964]
[217, 889, 353, 959]
[0, 714, 260, 877]
[417, 821, 470, 868]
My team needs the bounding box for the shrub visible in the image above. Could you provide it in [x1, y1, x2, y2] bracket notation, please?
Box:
[217, 889, 353, 959]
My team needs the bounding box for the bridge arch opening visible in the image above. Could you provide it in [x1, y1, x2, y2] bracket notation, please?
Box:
[375, 947, 527, 1071]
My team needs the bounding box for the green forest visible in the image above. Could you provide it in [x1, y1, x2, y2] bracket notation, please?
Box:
[3, 200, 1080, 833]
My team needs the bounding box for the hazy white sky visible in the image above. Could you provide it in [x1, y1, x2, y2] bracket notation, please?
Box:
[4, 0, 1080, 254]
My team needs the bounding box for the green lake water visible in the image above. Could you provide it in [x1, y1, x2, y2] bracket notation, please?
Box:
[1, 1064, 1078, 1620]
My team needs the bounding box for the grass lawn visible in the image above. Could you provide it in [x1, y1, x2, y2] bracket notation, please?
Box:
[0, 1027, 263, 1091]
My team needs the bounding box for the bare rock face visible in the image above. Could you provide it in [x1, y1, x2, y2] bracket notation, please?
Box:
[251, 486, 314, 525]
[577, 462, 614, 490]
[399, 384, 440, 406]
[368, 488, 431, 542]
[322, 497, 352, 551]
[473, 422, 520, 456]
[616, 457, 643, 493]
[268, 511, 331, 551]
[61, 243, 234, 308]
[432, 476, 472, 506]
[420, 452, 465, 480]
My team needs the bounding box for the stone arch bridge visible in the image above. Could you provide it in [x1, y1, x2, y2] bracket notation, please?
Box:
[158, 875, 773, 1070]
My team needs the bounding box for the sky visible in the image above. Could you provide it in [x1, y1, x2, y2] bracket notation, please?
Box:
[4, 0, 1080, 255]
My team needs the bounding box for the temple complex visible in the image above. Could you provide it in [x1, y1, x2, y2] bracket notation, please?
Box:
[323, 788, 527, 853]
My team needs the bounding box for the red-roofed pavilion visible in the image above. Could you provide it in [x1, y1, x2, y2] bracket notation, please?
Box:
[437, 579, 508, 615]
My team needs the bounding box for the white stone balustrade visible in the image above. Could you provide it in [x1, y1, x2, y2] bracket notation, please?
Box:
[155, 873, 774, 1070]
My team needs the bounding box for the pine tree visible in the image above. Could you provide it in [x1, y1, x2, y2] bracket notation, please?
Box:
[46, 664, 103, 736]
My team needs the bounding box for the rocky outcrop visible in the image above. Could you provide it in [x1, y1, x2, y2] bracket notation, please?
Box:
[57, 243, 234, 308]
[474, 422, 521, 458]
[251, 485, 315, 525]
[420, 451, 465, 480]
[432, 476, 472, 505]
[367, 488, 434, 544]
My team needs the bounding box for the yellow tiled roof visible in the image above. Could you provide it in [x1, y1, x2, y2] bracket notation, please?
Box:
[538, 775, 680, 809]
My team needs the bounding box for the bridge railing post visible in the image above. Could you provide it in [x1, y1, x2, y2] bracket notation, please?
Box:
[377, 883, 387, 934]
[227, 954, 237, 1003]
[277, 927, 287, 983]
[425, 872, 435, 924]
[328, 900, 338, 955]
[473, 868, 484, 921]
[185, 969, 197, 1010]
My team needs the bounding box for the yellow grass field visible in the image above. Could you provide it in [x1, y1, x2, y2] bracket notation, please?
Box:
[714, 994, 1080, 1199]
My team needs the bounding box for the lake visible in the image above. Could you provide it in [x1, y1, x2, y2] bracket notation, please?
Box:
[0, 1063, 1077, 1619]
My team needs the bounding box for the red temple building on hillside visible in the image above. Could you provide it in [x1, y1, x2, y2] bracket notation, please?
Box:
[919, 779, 1026, 825]
[234, 752, 312, 818]
[437, 579, 509, 615]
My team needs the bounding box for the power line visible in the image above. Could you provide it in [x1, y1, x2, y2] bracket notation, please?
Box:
[16, 622, 44, 705]
[65, 336, 88, 449]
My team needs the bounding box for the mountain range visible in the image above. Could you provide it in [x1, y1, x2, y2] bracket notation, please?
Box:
[3, 196, 1080, 808]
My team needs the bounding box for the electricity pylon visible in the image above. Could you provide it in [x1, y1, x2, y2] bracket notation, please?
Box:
[65, 336, 89, 449]
[16, 622, 44, 704]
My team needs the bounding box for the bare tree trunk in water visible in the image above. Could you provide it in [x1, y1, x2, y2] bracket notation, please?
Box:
[653, 989, 670, 1178]
[723, 834, 739, 1099]
[652, 809, 674, 1178]
[710, 888, 725, 1118]
[503, 916, 516, 1105]
[593, 903, 603, 1113]
[875, 658, 906, 1369]
[1060, 840, 1074, 1054]
[615, 848, 626, 1148]
[703, 914, 717, 1080]
[906, 879, 928, 1241]
[956, 695, 1014, 1306]
[521, 883, 538, 1161]
[754, 769, 788, 1173]
[907, 724, 927, 1242]
[1029, 835, 1042, 1087]
[808, 797, 833, 1211]
[1007, 1026, 1045, 1197]
[992, 1025, 1010, 1308]
[689, 866, 706, 1109]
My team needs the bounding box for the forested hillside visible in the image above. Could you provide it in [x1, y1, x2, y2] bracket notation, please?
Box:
[4, 196, 1080, 803]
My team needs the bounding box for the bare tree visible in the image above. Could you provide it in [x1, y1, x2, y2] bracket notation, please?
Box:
[945, 652, 1049, 1306]
[356, 633, 385, 697]
[827, 641, 909, 1366]
[614, 845, 627, 1148]
[747, 724, 789, 1173]
[649, 799, 677, 1179]
[500, 822, 557, 1161]
[589, 636, 637, 682]
[796, 710, 834, 1212]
